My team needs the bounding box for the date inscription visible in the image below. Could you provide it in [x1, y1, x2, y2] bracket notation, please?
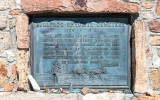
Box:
[32, 18, 130, 88]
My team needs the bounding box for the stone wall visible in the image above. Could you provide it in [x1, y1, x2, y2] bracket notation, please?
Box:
[0, 0, 18, 92]
[0, 0, 160, 97]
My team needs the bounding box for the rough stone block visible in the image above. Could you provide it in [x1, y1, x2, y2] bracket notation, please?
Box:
[16, 16, 29, 49]
[9, 19, 16, 29]
[0, 92, 77, 100]
[4, 83, 18, 92]
[137, 96, 152, 100]
[0, 0, 15, 11]
[81, 87, 89, 95]
[6, 50, 16, 63]
[22, 0, 138, 14]
[9, 10, 21, 15]
[152, 58, 160, 68]
[0, 16, 7, 30]
[132, 21, 148, 93]
[141, 12, 153, 20]
[0, 59, 10, 89]
[0, 32, 11, 54]
[12, 65, 17, 80]
[156, 0, 160, 15]
[151, 69, 160, 90]
[149, 36, 160, 46]
[148, 20, 160, 33]
[4, 83, 14, 92]
[141, 1, 153, 9]
[17, 50, 29, 91]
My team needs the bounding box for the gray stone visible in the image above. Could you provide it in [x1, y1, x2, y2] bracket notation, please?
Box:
[0, 16, 7, 30]
[6, 55, 15, 63]
[152, 58, 160, 67]
[0, 46, 4, 54]
[158, 49, 160, 57]
[36, 92, 45, 97]
[0, 88, 4, 92]
[141, 12, 153, 20]
[3, 43, 10, 50]
[122, 0, 139, 3]
[28, 75, 40, 92]
[0, 32, 11, 54]
[77, 93, 83, 100]
[16, 0, 21, 9]
[124, 94, 134, 100]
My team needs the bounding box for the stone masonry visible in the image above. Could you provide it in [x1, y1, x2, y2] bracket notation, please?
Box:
[132, 22, 147, 93]
[0, 0, 160, 99]
[21, 0, 138, 14]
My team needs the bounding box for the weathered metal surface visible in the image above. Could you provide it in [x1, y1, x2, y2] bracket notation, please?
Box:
[31, 16, 131, 89]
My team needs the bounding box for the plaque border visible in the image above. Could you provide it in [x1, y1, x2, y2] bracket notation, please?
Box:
[30, 14, 132, 90]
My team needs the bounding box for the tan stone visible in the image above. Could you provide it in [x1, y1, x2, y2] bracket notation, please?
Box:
[151, 69, 160, 90]
[17, 50, 29, 91]
[141, 1, 153, 9]
[0, 47, 4, 54]
[0, 16, 7, 30]
[132, 21, 148, 93]
[146, 89, 153, 96]
[9, 10, 21, 15]
[0, 59, 10, 89]
[63, 91, 70, 94]
[0, 0, 15, 11]
[22, 0, 138, 14]
[137, 96, 151, 100]
[149, 36, 160, 46]
[152, 95, 160, 100]
[81, 87, 89, 95]
[156, 0, 160, 15]
[16, 16, 29, 49]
